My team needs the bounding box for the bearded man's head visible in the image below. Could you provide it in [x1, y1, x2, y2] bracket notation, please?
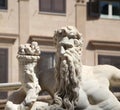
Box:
[53, 26, 83, 109]
[54, 26, 83, 58]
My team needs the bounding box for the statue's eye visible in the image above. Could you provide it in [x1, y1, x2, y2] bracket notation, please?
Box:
[63, 45, 67, 50]
[63, 44, 72, 50]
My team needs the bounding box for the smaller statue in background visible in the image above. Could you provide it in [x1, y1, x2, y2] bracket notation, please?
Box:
[5, 42, 41, 110]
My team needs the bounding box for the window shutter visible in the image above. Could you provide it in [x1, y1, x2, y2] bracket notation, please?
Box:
[39, 0, 51, 12]
[53, 0, 66, 13]
[89, 0, 100, 17]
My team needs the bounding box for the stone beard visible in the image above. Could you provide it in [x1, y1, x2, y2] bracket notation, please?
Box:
[54, 42, 82, 109]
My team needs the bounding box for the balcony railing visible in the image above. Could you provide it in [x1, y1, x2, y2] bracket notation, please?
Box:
[0, 82, 21, 91]
[0, 82, 52, 109]
[0, 82, 21, 110]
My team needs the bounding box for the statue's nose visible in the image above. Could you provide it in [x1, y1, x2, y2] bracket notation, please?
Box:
[59, 37, 74, 56]
[60, 46, 66, 55]
[60, 37, 74, 48]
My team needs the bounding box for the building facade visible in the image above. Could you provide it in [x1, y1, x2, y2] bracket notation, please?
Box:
[0, 0, 76, 101]
[0, 0, 120, 100]
[0, 0, 75, 83]
[76, 0, 120, 67]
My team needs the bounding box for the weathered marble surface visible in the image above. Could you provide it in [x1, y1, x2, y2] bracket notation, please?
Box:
[5, 42, 46, 110]
[52, 26, 120, 110]
[5, 26, 120, 110]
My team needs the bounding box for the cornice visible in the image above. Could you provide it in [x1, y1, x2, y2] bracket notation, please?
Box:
[0, 33, 18, 43]
[89, 40, 120, 50]
[29, 35, 56, 52]
[29, 35, 54, 46]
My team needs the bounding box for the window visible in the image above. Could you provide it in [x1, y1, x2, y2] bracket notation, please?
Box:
[88, 0, 100, 17]
[0, 0, 7, 10]
[38, 52, 55, 71]
[0, 48, 8, 99]
[100, 1, 120, 19]
[98, 55, 120, 69]
[39, 0, 66, 13]
[88, 0, 120, 19]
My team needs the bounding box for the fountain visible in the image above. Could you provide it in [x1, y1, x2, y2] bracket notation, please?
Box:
[5, 26, 120, 110]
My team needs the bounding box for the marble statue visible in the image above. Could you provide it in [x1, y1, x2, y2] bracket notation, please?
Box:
[5, 26, 120, 110]
[5, 42, 47, 110]
[52, 26, 120, 110]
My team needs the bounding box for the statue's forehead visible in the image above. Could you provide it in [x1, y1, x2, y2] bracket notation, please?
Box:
[56, 29, 76, 38]
[54, 26, 83, 45]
